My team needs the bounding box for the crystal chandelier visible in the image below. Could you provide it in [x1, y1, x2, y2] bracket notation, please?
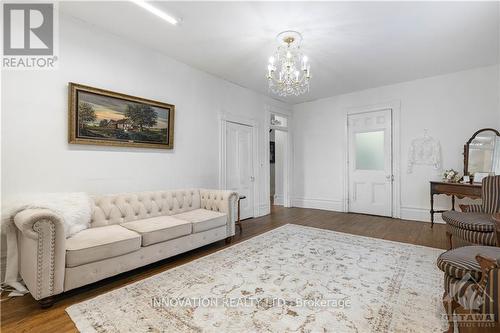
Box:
[267, 31, 311, 97]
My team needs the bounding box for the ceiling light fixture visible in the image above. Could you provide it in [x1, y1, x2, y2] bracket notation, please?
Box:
[130, 0, 178, 25]
[267, 31, 311, 97]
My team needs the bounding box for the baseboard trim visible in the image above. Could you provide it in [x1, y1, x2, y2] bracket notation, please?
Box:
[292, 197, 343, 212]
[274, 195, 284, 206]
[290, 201, 444, 224]
[400, 206, 445, 224]
[256, 204, 270, 217]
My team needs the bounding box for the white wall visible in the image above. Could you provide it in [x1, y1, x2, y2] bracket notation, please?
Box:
[0, 15, 292, 274]
[1, 15, 289, 211]
[292, 65, 500, 222]
[1, 12, 498, 227]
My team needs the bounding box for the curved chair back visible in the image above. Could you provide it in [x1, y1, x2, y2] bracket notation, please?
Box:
[482, 176, 500, 214]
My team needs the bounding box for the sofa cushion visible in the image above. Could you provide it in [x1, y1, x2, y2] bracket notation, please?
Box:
[121, 216, 192, 246]
[442, 211, 495, 232]
[437, 246, 500, 281]
[66, 225, 141, 268]
[174, 209, 227, 233]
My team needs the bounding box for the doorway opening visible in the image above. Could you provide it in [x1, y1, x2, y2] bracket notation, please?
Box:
[268, 112, 291, 210]
[270, 128, 287, 206]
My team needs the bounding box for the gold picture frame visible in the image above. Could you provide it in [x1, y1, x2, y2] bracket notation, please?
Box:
[68, 83, 175, 149]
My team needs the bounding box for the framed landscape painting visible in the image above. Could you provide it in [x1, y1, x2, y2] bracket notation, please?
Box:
[69, 83, 175, 149]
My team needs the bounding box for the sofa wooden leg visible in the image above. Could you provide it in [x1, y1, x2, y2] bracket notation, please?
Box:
[38, 296, 55, 309]
[225, 237, 232, 245]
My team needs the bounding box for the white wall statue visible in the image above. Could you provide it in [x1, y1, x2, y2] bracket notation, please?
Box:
[407, 130, 442, 173]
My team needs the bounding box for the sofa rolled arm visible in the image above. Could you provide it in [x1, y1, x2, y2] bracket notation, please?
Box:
[199, 189, 238, 236]
[14, 209, 66, 300]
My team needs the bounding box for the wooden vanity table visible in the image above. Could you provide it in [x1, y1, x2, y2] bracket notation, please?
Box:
[429, 128, 499, 228]
[429, 181, 482, 227]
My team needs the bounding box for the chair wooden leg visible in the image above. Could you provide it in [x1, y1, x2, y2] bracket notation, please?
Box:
[225, 237, 232, 245]
[446, 231, 453, 250]
[443, 291, 459, 333]
[237, 198, 242, 234]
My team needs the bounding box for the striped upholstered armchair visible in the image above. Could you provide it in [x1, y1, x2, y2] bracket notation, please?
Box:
[443, 176, 500, 249]
[438, 214, 500, 333]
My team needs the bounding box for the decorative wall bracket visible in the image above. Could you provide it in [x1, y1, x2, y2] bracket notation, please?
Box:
[407, 129, 442, 173]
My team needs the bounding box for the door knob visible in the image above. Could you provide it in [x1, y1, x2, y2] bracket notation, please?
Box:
[386, 175, 393, 181]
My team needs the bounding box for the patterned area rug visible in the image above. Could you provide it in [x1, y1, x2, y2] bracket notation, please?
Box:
[66, 224, 447, 332]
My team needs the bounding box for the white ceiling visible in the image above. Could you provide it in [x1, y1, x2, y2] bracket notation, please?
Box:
[61, 1, 500, 104]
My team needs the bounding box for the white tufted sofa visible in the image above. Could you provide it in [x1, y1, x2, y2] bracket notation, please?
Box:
[14, 189, 238, 307]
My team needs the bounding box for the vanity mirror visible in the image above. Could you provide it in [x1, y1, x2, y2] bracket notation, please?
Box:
[463, 128, 500, 176]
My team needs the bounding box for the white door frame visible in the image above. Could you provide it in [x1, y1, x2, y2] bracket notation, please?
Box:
[219, 112, 259, 218]
[342, 100, 401, 218]
[264, 105, 293, 214]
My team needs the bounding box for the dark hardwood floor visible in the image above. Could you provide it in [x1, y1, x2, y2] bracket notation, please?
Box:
[1, 207, 448, 333]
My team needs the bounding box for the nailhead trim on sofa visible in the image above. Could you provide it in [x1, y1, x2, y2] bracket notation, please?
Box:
[33, 220, 56, 299]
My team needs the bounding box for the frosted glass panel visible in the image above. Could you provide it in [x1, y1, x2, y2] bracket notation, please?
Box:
[355, 131, 384, 170]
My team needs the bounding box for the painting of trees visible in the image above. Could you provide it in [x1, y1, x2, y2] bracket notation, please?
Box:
[70, 84, 174, 149]
[125, 104, 158, 131]
[78, 102, 96, 127]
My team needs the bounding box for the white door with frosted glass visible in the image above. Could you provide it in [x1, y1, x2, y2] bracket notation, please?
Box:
[226, 121, 254, 219]
[348, 109, 392, 216]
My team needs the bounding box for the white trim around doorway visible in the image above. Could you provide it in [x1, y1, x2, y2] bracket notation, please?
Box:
[341, 100, 401, 218]
[264, 105, 293, 215]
